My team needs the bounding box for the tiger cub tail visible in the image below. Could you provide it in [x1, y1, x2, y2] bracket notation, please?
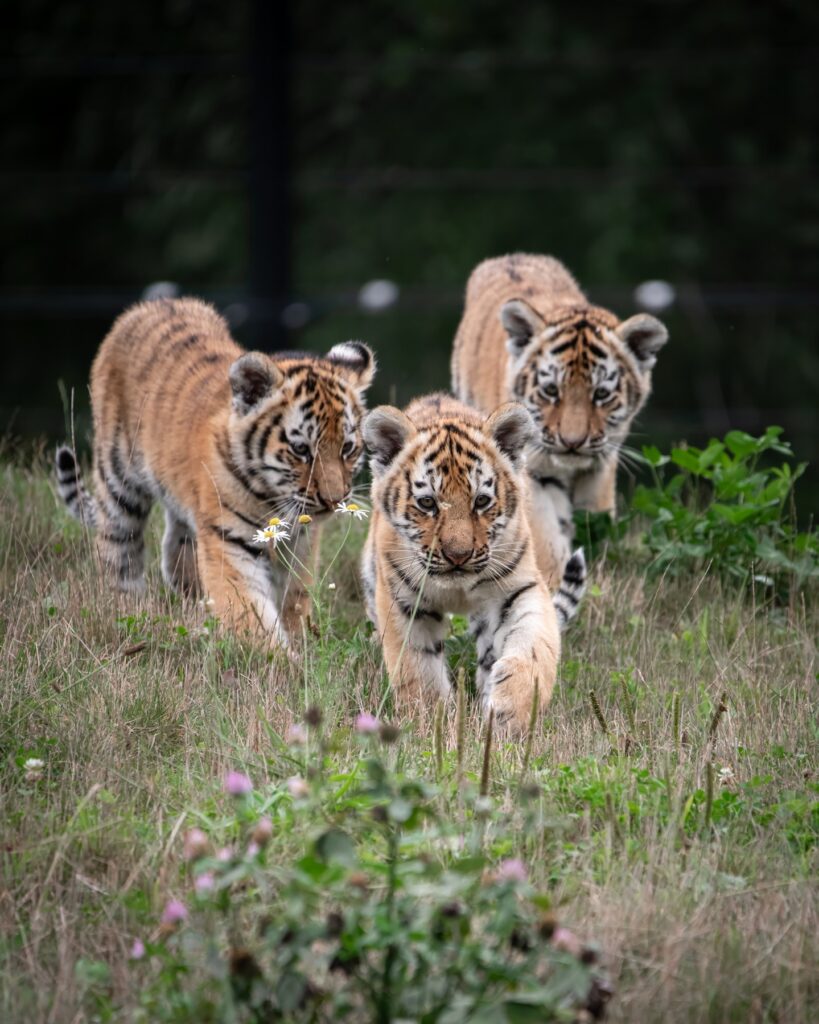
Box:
[55, 445, 98, 528]
[552, 547, 587, 631]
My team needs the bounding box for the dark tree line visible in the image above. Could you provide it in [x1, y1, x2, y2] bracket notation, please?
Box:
[2, 1, 817, 505]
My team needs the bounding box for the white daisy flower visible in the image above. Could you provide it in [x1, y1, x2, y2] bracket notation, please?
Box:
[335, 500, 369, 521]
[252, 520, 291, 546]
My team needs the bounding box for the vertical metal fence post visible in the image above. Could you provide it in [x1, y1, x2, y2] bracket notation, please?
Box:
[249, 0, 291, 350]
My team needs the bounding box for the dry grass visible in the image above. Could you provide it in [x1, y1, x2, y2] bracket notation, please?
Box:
[1, 454, 817, 1022]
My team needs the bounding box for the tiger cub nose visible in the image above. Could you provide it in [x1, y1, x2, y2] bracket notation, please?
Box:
[442, 544, 472, 567]
[559, 433, 586, 452]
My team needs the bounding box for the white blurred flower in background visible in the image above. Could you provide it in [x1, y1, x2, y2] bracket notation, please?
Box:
[634, 279, 676, 312]
[358, 279, 399, 312]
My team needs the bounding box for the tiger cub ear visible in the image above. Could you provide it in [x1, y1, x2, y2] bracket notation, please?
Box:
[500, 299, 546, 357]
[616, 314, 668, 371]
[326, 341, 376, 389]
[485, 403, 536, 471]
[229, 353, 283, 415]
[363, 406, 415, 476]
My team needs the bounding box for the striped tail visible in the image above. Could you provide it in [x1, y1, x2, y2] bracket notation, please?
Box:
[553, 548, 587, 631]
[55, 446, 98, 527]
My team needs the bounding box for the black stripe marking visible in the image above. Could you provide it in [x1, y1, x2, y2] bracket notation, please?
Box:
[255, 414, 280, 459]
[530, 474, 567, 491]
[56, 448, 76, 474]
[499, 581, 537, 626]
[109, 444, 151, 513]
[216, 433, 270, 502]
[243, 416, 263, 463]
[222, 504, 263, 530]
[397, 601, 443, 623]
[550, 339, 577, 355]
[101, 530, 140, 545]
[99, 463, 149, 521]
[479, 646, 496, 670]
[210, 525, 264, 560]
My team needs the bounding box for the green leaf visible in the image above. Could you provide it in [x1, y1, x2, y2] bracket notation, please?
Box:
[294, 853, 332, 881]
[640, 444, 668, 467]
[724, 430, 760, 458]
[670, 448, 701, 473]
[314, 828, 357, 867]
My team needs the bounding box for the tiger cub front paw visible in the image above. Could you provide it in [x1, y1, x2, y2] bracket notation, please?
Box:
[484, 656, 545, 733]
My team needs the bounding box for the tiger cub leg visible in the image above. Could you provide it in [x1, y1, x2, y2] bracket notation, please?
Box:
[376, 577, 451, 715]
[161, 508, 200, 597]
[92, 444, 153, 593]
[527, 477, 574, 591]
[195, 530, 286, 647]
[573, 457, 617, 515]
[472, 579, 560, 733]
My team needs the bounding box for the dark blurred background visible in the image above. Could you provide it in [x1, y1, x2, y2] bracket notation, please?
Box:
[2, 2, 818, 509]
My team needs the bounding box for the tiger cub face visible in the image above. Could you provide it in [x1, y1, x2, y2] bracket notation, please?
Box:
[364, 396, 534, 585]
[500, 301, 668, 470]
[227, 341, 375, 517]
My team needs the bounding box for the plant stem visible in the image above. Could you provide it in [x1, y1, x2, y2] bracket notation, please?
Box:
[376, 828, 399, 1024]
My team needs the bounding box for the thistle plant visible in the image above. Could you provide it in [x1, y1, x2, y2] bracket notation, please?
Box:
[130, 713, 611, 1023]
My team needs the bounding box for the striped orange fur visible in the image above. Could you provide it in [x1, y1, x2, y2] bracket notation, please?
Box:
[55, 298, 374, 645]
[362, 392, 584, 734]
[451, 253, 668, 588]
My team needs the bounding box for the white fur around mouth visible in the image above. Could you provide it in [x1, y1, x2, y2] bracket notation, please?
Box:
[547, 451, 597, 470]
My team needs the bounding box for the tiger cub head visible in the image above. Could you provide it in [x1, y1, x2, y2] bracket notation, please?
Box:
[500, 300, 668, 469]
[227, 341, 375, 516]
[364, 394, 534, 582]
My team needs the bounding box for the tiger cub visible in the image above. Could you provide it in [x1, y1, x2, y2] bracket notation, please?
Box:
[451, 253, 668, 589]
[361, 392, 585, 732]
[55, 297, 374, 644]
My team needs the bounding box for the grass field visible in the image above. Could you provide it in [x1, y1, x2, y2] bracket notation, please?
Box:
[1, 451, 816, 1022]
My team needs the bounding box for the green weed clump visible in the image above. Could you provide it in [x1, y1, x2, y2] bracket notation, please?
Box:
[123, 716, 608, 1024]
[579, 427, 818, 590]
